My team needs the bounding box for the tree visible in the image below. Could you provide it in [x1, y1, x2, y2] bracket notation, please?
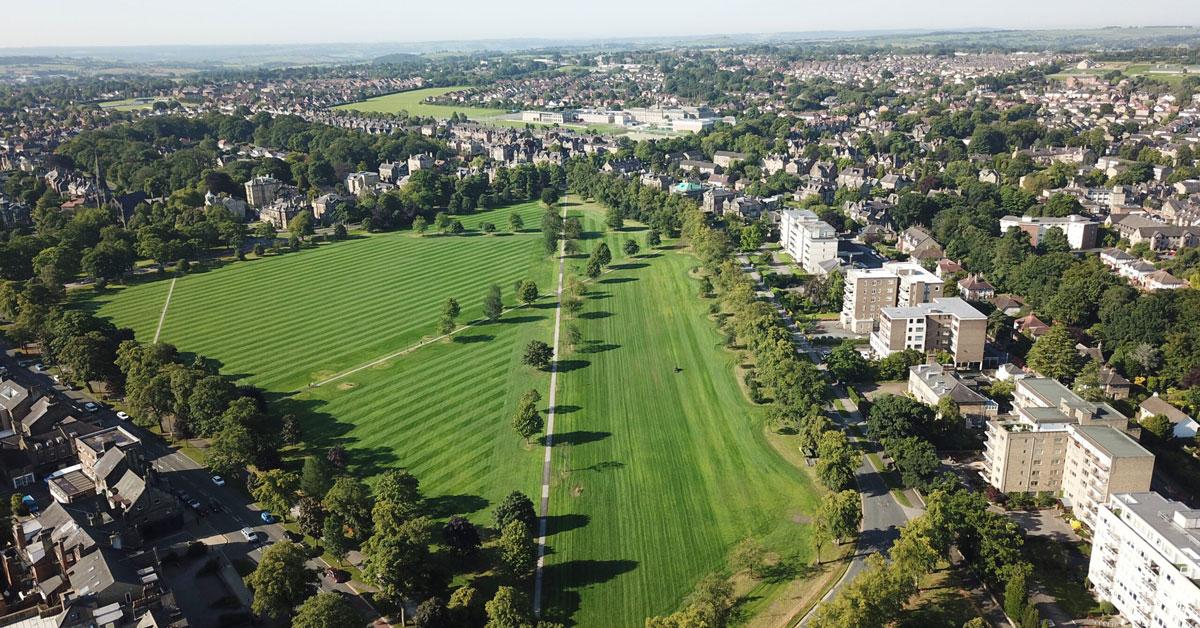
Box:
[1004, 570, 1029, 620]
[323, 476, 373, 541]
[449, 585, 481, 626]
[413, 215, 428, 235]
[1073, 360, 1108, 402]
[647, 229, 662, 247]
[301, 455, 334, 499]
[294, 591, 364, 628]
[816, 430, 858, 491]
[288, 212, 315, 242]
[443, 516, 482, 556]
[413, 597, 452, 628]
[517, 280, 539, 304]
[443, 298, 461, 320]
[826, 341, 871, 382]
[512, 389, 544, 442]
[498, 519, 537, 579]
[437, 313, 456, 336]
[326, 445, 348, 471]
[623, 238, 640, 257]
[485, 586, 532, 628]
[246, 542, 315, 620]
[207, 419, 254, 478]
[1142, 413, 1173, 440]
[884, 436, 940, 489]
[594, 242, 612, 267]
[540, 187, 560, 207]
[494, 491, 536, 530]
[362, 530, 431, 609]
[509, 213, 525, 233]
[251, 469, 298, 521]
[322, 514, 351, 562]
[605, 206, 624, 230]
[484, 284, 503, 321]
[522, 341, 553, 370]
[730, 538, 767, 579]
[375, 468, 423, 523]
[297, 496, 325, 538]
[585, 257, 601, 278]
[1027, 324, 1083, 381]
[817, 489, 862, 545]
[867, 394, 936, 443]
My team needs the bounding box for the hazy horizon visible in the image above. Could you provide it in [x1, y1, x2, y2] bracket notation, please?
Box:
[8, 0, 1200, 50]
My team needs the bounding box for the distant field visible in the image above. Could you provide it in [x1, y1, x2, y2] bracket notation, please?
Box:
[98, 97, 173, 111]
[540, 207, 821, 626]
[333, 86, 508, 119]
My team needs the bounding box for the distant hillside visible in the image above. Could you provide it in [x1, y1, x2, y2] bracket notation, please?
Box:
[371, 52, 423, 65]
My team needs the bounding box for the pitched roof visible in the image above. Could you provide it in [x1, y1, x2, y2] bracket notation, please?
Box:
[1140, 395, 1192, 424]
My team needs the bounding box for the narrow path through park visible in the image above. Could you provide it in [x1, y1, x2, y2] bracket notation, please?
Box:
[532, 203, 568, 617]
[153, 276, 177, 343]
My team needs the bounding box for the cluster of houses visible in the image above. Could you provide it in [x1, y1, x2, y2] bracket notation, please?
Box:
[0, 379, 185, 627]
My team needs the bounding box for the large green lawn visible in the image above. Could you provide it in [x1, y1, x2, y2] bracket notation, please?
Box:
[334, 86, 509, 120]
[540, 207, 822, 626]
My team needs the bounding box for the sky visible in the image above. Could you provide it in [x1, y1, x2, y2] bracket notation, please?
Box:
[6, 0, 1200, 49]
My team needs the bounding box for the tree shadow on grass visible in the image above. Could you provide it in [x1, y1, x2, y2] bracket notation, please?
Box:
[609, 262, 648, 271]
[540, 557, 639, 626]
[552, 404, 582, 415]
[546, 430, 610, 447]
[578, 342, 619, 354]
[639, 253, 663, 259]
[531, 301, 559, 309]
[598, 276, 637, 284]
[453, 334, 494, 344]
[578, 311, 611, 320]
[423, 494, 490, 519]
[572, 460, 625, 473]
[273, 394, 400, 478]
[583, 291, 612, 300]
[554, 359, 591, 373]
[544, 513, 590, 536]
[500, 314, 546, 325]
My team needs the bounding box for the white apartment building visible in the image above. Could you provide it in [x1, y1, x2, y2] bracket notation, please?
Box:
[1089, 492, 1200, 628]
[1061, 424, 1154, 529]
[869, 297, 987, 368]
[840, 261, 943, 333]
[983, 378, 1130, 494]
[998, 214, 1099, 249]
[779, 209, 839, 274]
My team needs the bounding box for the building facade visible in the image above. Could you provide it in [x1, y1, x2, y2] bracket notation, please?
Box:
[1089, 492, 1200, 628]
[779, 209, 839, 274]
[840, 261, 943, 334]
[869, 297, 987, 368]
[998, 214, 1099, 249]
[244, 176, 282, 208]
[1060, 424, 1154, 529]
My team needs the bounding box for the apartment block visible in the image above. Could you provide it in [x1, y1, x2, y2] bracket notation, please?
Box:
[983, 378, 1130, 494]
[1089, 492, 1200, 628]
[869, 297, 986, 368]
[779, 209, 839, 274]
[1061, 424, 1154, 529]
[908, 363, 998, 423]
[998, 214, 1099, 249]
[839, 261, 943, 333]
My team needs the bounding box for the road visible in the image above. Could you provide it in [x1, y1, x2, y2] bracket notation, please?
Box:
[0, 346, 377, 622]
[735, 255, 917, 625]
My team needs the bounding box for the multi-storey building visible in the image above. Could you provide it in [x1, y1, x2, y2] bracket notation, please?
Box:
[344, 171, 380, 196]
[908, 363, 997, 424]
[869, 297, 987, 368]
[983, 378, 1130, 494]
[779, 209, 839, 274]
[839, 261, 943, 333]
[998, 214, 1099, 249]
[1089, 492, 1200, 628]
[244, 175, 283, 208]
[1060, 424, 1154, 529]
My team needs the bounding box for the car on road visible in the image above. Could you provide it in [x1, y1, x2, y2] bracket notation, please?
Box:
[187, 498, 203, 511]
[33, 363, 46, 372]
[324, 567, 350, 583]
[211, 475, 225, 487]
[17, 360, 33, 368]
[82, 402, 100, 413]
[115, 411, 130, 421]
[240, 527, 260, 543]
[260, 512, 275, 524]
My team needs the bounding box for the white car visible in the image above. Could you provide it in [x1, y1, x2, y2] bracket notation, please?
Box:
[115, 411, 130, 421]
[33, 363, 46, 372]
[211, 475, 225, 487]
[240, 527, 260, 542]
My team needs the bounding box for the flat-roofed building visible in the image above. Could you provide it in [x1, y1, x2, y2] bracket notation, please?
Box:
[983, 378, 1130, 494]
[1061, 424, 1154, 529]
[779, 209, 839, 274]
[999, 214, 1099, 249]
[870, 297, 987, 368]
[840, 261, 943, 334]
[1089, 492, 1200, 628]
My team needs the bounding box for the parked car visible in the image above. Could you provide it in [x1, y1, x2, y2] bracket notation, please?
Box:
[115, 411, 130, 421]
[17, 360, 33, 368]
[324, 567, 350, 583]
[260, 512, 275, 524]
[240, 527, 260, 542]
[33, 363, 46, 372]
[82, 402, 99, 413]
[211, 475, 225, 487]
[187, 498, 203, 511]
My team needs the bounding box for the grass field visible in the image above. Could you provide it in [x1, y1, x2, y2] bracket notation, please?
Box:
[333, 86, 509, 120]
[539, 207, 822, 626]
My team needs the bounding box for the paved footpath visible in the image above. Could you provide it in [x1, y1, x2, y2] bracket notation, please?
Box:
[532, 204, 569, 616]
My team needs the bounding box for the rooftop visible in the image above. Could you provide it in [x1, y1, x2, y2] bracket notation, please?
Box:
[1071, 424, 1153, 459]
[1111, 492, 1200, 569]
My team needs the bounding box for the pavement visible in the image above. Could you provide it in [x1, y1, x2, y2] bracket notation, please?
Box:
[0, 345, 378, 624]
